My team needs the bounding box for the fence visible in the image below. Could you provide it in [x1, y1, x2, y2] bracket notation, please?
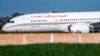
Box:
[0, 33, 100, 45]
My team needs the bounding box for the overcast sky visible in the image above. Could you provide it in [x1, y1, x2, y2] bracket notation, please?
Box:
[0, 0, 100, 17]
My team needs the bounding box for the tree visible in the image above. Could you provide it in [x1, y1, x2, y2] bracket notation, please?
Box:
[11, 12, 24, 18]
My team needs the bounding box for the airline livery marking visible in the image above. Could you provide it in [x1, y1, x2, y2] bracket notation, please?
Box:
[31, 15, 67, 18]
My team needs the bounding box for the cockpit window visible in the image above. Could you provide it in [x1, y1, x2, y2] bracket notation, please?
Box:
[7, 21, 14, 23]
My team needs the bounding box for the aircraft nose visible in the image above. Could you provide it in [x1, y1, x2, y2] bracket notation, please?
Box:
[2, 26, 7, 32]
[2, 25, 11, 32]
[2, 25, 15, 32]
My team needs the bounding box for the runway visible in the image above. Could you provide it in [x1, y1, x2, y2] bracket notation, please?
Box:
[0, 33, 100, 45]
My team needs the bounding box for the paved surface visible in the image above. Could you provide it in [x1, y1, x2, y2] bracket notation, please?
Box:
[0, 33, 100, 45]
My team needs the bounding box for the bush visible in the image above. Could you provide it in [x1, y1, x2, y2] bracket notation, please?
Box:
[0, 43, 100, 56]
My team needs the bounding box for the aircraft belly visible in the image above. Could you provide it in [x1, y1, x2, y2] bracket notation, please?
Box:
[31, 25, 60, 32]
[5, 24, 61, 32]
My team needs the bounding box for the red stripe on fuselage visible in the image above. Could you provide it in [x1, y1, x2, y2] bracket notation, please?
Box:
[31, 22, 77, 25]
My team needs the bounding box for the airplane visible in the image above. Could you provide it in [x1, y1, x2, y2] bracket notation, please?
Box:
[2, 11, 100, 33]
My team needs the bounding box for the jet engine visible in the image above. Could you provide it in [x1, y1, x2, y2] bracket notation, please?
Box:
[68, 23, 94, 33]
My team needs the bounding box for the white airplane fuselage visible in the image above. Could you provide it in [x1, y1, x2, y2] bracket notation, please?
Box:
[2, 11, 100, 33]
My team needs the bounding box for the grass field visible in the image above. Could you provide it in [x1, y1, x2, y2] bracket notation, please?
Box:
[0, 43, 100, 56]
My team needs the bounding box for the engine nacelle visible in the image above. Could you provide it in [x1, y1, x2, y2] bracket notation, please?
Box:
[69, 23, 91, 33]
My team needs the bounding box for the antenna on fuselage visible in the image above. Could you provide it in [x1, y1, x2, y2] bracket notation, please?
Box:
[49, 11, 66, 13]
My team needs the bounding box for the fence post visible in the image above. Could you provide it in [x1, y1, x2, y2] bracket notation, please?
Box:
[78, 33, 82, 43]
[23, 34, 26, 44]
[50, 32, 54, 43]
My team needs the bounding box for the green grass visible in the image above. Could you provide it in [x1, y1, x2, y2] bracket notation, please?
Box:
[0, 43, 100, 56]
